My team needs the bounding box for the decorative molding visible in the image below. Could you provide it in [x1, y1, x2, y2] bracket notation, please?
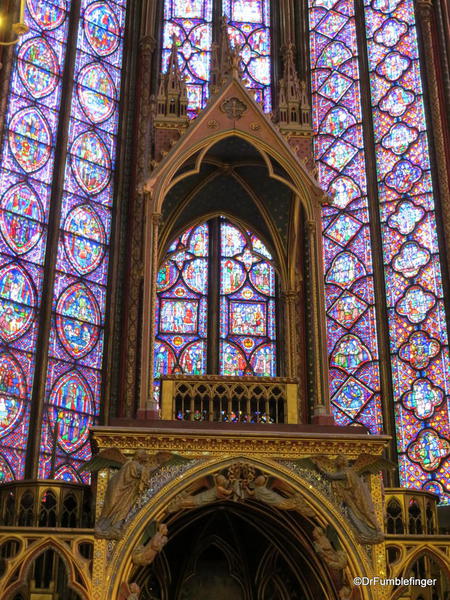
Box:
[220, 97, 248, 120]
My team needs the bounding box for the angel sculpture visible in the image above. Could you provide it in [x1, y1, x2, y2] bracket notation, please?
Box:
[167, 474, 233, 513]
[132, 523, 168, 566]
[82, 448, 191, 539]
[294, 454, 394, 544]
[244, 475, 315, 517]
[312, 526, 347, 571]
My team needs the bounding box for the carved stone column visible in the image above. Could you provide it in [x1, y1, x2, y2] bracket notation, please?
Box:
[281, 290, 299, 379]
[281, 289, 306, 422]
[306, 219, 333, 424]
[416, 0, 450, 283]
[138, 205, 161, 419]
[122, 35, 156, 417]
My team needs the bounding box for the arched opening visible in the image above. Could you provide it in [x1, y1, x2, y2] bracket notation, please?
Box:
[402, 552, 450, 600]
[4, 546, 87, 600]
[386, 498, 404, 534]
[146, 134, 314, 420]
[131, 502, 339, 600]
[408, 499, 423, 535]
[154, 215, 279, 405]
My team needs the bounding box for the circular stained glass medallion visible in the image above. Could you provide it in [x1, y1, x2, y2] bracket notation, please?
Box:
[77, 62, 116, 123]
[0, 353, 26, 439]
[56, 283, 101, 358]
[0, 263, 35, 342]
[63, 205, 106, 275]
[47, 371, 93, 453]
[0, 183, 44, 255]
[70, 131, 111, 195]
[18, 37, 59, 99]
[8, 107, 51, 173]
[27, 0, 67, 31]
[84, 1, 120, 57]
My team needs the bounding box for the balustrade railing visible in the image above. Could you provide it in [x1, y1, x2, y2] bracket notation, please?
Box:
[160, 376, 299, 424]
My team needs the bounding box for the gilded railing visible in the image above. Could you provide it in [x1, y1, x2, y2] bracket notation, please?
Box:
[0, 481, 92, 529]
[384, 488, 438, 535]
[160, 376, 299, 424]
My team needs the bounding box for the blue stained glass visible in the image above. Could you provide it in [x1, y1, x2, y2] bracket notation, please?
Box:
[38, 0, 127, 482]
[154, 223, 209, 391]
[0, 0, 70, 480]
[309, 0, 383, 433]
[219, 220, 276, 377]
[161, 0, 213, 117]
[223, 0, 272, 111]
[364, 0, 450, 502]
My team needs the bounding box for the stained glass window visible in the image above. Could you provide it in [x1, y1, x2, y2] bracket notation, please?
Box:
[310, 0, 450, 501]
[364, 0, 450, 503]
[0, 0, 128, 483]
[223, 0, 272, 111]
[38, 0, 127, 482]
[161, 0, 272, 116]
[220, 222, 276, 376]
[154, 224, 209, 398]
[161, 0, 213, 117]
[0, 0, 71, 481]
[309, 0, 383, 434]
[154, 218, 277, 396]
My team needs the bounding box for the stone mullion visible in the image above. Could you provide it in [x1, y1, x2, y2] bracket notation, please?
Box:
[353, 0, 399, 478]
[307, 218, 332, 423]
[416, 0, 450, 306]
[139, 208, 161, 418]
[122, 33, 157, 417]
[102, 0, 140, 421]
[0, 0, 17, 143]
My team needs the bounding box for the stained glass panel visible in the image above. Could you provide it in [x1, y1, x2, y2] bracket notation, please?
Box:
[364, 0, 450, 502]
[154, 224, 209, 398]
[223, 0, 272, 111]
[219, 220, 276, 377]
[0, 0, 70, 479]
[161, 0, 213, 117]
[309, 0, 383, 433]
[38, 0, 127, 482]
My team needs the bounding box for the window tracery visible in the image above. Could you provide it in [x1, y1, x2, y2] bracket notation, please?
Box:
[0, 0, 127, 482]
[309, 0, 450, 502]
[161, 0, 272, 116]
[154, 217, 277, 397]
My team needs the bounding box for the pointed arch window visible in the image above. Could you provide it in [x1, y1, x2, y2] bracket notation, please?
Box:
[309, 0, 450, 502]
[154, 217, 277, 396]
[161, 0, 272, 116]
[0, 0, 128, 482]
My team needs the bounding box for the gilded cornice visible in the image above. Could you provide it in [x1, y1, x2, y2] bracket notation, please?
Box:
[92, 426, 390, 457]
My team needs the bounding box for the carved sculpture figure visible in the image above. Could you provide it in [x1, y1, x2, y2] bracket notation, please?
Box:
[312, 526, 347, 570]
[132, 523, 169, 566]
[296, 454, 393, 544]
[127, 583, 141, 600]
[118, 582, 140, 600]
[83, 448, 190, 539]
[245, 475, 315, 517]
[168, 474, 233, 512]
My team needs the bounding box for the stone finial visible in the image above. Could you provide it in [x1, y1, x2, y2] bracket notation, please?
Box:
[210, 16, 244, 94]
[154, 36, 189, 126]
[277, 43, 311, 135]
